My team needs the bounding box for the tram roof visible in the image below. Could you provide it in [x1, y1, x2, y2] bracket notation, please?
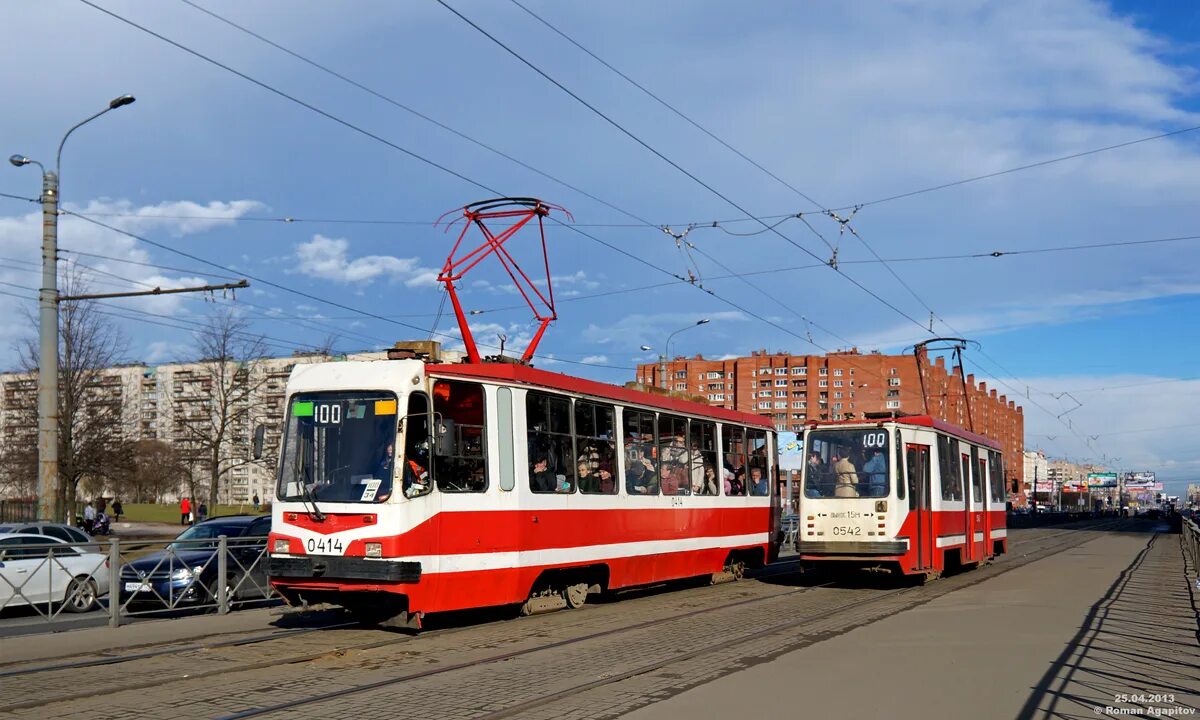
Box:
[805, 415, 1003, 451]
[427, 362, 773, 429]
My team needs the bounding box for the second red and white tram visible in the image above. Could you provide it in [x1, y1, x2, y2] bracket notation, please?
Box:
[796, 416, 1007, 579]
[268, 354, 780, 626]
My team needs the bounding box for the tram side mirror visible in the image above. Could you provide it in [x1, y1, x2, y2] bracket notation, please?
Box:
[252, 425, 266, 460]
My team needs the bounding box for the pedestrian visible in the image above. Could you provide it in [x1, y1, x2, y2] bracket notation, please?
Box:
[180, 496, 191, 526]
[112, 498, 123, 523]
[83, 500, 96, 534]
[252, 493, 260, 512]
[198, 502, 209, 523]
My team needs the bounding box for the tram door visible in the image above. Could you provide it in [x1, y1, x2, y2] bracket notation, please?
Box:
[905, 444, 932, 570]
[961, 452, 977, 564]
[977, 452, 990, 559]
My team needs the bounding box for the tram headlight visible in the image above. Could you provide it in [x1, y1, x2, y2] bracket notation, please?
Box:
[273, 539, 290, 554]
[365, 542, 383, 558]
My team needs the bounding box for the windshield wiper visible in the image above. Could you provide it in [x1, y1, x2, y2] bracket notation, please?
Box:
[295, 443, 326, 522]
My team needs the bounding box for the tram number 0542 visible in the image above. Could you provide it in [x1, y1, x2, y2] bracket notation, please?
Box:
[831, 526, 862, 536]
[305, 537, 345, 555]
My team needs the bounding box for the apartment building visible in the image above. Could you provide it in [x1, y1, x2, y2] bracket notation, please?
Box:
[0, 350, 391, 504]
[634, 347, 1025, 493]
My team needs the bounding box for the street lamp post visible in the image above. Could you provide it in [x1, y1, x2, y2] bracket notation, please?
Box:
[654, 319, 710, 390]
[10, 94, 136, 522]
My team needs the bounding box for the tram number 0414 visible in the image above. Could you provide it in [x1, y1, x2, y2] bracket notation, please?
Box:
[831, 526, 862, 536]
[305, 537, 345, 555]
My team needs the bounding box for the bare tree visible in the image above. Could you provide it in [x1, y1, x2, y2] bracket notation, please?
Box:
[10, 268, 130, 520]
[114, 439, 189, 503]
[172, 310, 269, 510]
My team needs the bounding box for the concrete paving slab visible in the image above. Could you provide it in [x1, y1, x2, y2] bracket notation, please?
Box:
[624, 530, 1198, 720]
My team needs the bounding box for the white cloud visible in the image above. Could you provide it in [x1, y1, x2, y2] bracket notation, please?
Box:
[580, 354, 609, 364]
[0, 197, 264, 368]
[292, 235, 439, 287]
[1016, 373, 1200, 490]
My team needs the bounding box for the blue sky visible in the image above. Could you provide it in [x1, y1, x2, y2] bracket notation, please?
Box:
[1, 0, 1198, 493]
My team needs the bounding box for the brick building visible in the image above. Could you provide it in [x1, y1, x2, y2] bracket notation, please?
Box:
[634, 348, 1025, 498]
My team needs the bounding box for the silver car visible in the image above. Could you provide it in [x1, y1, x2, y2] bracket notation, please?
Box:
[0, 522, 94, 545]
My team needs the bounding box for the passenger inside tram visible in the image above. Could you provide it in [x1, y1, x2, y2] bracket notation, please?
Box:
[624, 434, 658, 494]
[833, 454, 860, 497]
[661, 431, 691, 495]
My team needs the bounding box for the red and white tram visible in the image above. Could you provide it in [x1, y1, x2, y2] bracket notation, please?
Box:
[796, 415, 1007, 579]
[267, 354, 780, 626]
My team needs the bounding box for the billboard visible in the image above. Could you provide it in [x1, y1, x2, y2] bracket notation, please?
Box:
[1125, 471, 1156, 489]
[1087, 472, 1118, 488]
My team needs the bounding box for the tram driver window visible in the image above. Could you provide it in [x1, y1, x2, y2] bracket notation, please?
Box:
[623, 409, 658, 495]
[432, 381, 487, 493]
[527, 392, 575, 493]
[803, 429, 890, 499]
[402, 392, 433, 498]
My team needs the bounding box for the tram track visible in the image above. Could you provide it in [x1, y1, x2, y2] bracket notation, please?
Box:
[208, 522, 1123, 720]
[0, 522, 1123, 718]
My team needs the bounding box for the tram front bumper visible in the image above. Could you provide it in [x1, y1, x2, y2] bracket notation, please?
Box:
[796, 540, 908, 555]
[268, 556, 422, 583]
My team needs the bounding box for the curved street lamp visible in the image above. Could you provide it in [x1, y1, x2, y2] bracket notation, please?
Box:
[9, 94, 136, 522]
[651, 319, 710, 390]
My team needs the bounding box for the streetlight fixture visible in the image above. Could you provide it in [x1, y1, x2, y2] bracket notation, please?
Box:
[10, 93, 136, 522]
[655, 318, 710, 390]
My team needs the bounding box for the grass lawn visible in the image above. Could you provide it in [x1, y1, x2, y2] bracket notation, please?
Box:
[120, 503, 268, 523]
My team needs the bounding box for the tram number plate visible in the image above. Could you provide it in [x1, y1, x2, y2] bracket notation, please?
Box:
[831, 526, 862, 536]
[305, 537, 345, 555]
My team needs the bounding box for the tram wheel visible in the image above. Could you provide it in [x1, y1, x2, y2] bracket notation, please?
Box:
[564, 583, 589, 609]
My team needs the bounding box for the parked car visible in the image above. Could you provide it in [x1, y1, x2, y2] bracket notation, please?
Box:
[0, 522, 94, 545]
[117, 515, 272, 611]
[0, 533, 110, 613]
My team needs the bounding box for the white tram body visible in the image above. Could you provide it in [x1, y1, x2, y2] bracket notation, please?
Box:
[797, 416, 1007, 576]
[268, 358, 779, 622]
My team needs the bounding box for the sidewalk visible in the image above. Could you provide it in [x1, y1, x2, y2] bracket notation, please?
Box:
[625, 528, 1200, 720]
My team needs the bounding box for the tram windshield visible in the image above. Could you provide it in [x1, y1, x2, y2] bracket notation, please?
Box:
[804, 428, 891, 499]
[277, 391, 399, 503]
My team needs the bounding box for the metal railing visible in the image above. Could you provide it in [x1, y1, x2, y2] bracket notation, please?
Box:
[0, 534, 275, 627]
[0, 499, 36, 523]
[1182, 517, 1199, 580]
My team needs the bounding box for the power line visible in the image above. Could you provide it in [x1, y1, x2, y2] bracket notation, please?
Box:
[479, 3, 1111, 445]
[509, 0, 824, 213]
[841, 123, 1200, 211]
[0, 191, 38, 204]
[438, 0, 933, 335]
[174, 0, 663, 229]
[59, 248, 243, 281]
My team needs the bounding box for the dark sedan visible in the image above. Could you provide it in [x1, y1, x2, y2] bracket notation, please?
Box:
[118, 515, 272, 611]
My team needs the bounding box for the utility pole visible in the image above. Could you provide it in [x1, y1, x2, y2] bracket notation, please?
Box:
[10, 94, 136, 522]
[38, 167, 59, 523]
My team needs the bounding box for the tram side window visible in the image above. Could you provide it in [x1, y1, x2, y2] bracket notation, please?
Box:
[432, 381, 487, 493]
[689, 420, 718, 495]
[747, 428, 770, 496]
[623, 409, 659, 495]
[938, 435, 963, 502]
[658, 414, 691, 495]
[895, 433, 905, 501]
[527, 392, 575, 493]
[960, 454, 972, 504]
[576, 401, 617, 494]
[988, 451, 1006, 503]
[722, 425, 747, 496]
